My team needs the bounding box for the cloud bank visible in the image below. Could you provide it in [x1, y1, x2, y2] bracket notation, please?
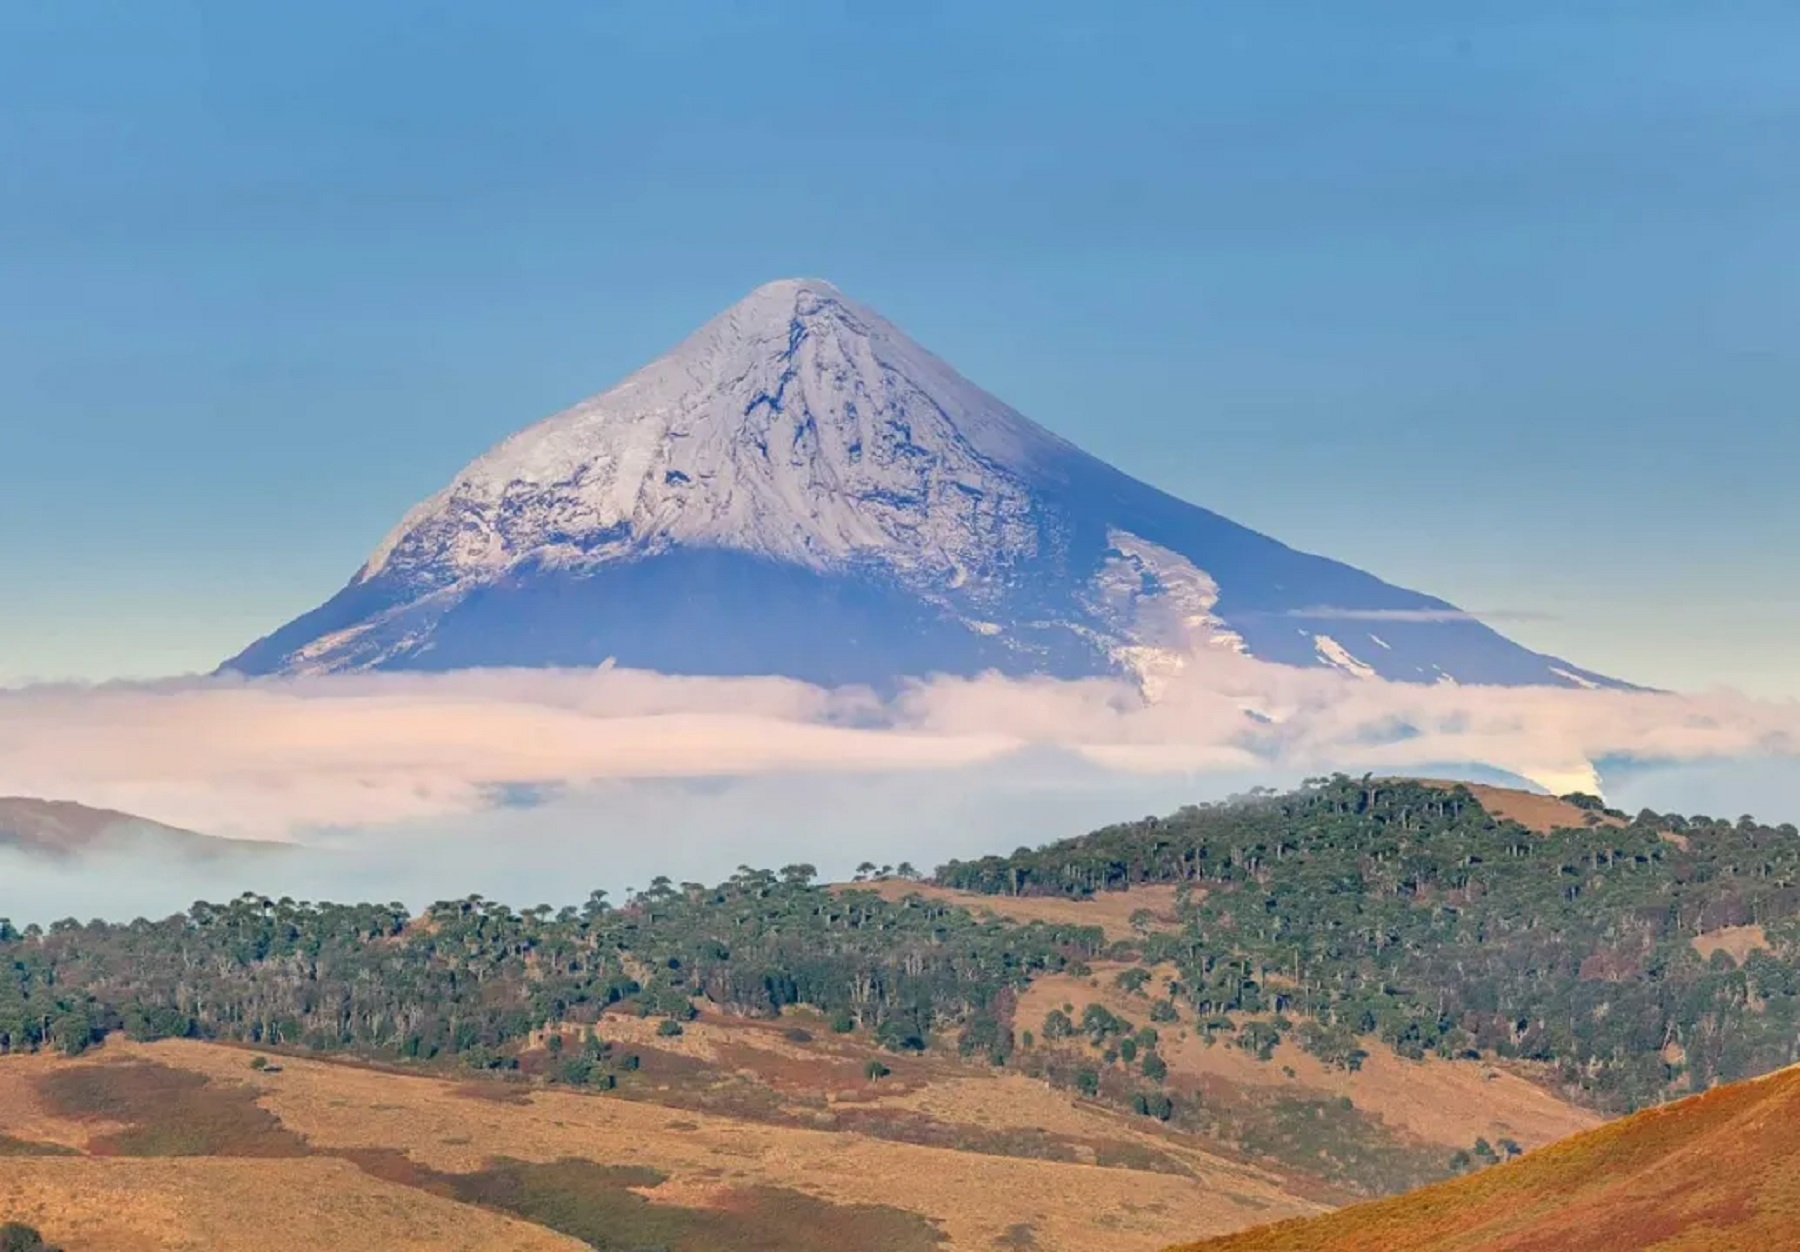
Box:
[2, 653, 1795, 843]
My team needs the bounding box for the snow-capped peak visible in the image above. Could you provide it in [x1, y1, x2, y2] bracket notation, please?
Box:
[224, 278, 1629, 693]
[360, 277, 1074, 595]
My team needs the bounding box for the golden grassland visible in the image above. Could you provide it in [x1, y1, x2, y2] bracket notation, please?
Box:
[1169, 1062, 1800, 1252]
[1411, 781, 1622, 835]
[1014, 963, 1598, 1156]
[1689, 923, 1769, 966]
[0, 1156, 581, 1252]
[0, 1032, 1325, 1252]
[140, 1037, 1318, 1249]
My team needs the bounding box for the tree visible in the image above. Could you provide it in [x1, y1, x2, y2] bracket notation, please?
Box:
[0, 1224, 59, 1252]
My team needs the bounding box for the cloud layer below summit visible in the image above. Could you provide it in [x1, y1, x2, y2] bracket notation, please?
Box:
[3, 654, 1794, 843]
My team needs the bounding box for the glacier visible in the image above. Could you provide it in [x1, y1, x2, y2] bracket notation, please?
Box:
[223, 278, 1622, 691]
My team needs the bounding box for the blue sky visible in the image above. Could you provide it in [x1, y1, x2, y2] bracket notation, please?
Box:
[3, 1, 1796, 695]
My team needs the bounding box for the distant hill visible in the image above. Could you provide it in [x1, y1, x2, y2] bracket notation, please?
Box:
[1167, 1061, 1800, 1251]
[0, 797, 274, 861]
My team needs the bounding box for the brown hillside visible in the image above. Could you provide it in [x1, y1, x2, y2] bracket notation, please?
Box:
[0, 1156, 580, 1252]
[1411, 780, 1622, 835]
[0, 1036, 1323, 1252]
[1167, 1063, 1800, 1252]
[1013, 964, 1596, 1166]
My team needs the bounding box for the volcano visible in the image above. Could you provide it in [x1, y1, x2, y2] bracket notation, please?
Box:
[224, 279, 1618, 692]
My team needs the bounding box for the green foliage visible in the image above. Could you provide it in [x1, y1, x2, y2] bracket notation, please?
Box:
[956, 1012, 1013, 1064]
[1079, 1004, 1132, 1045]
[9, 774, 1800, 1146]
[1297, 1020, 1369, 1072]
[1234, 1021, 1283, 1062]
[1131, 1090, 1174, 1120]
[0, 1224, 58, 1252]
[0, 877, 1093, 1079]
[1114, 967, 1152, 995]
[939, 775, 1800, 1111]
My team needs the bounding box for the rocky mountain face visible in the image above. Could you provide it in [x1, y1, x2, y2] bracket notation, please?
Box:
[224, 279, 1618, 692]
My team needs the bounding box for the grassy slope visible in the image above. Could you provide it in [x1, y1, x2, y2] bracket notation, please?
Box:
[0, 1035, 1323, 1252]
[1169, 1064, 1800, 1252]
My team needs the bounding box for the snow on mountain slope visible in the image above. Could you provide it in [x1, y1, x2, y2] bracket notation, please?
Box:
[223, 279, 1624, 691]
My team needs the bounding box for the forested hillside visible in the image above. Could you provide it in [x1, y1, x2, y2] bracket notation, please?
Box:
[0, 868, 1092, 1072]
[942, 777, 1800, 1111]
[4, 776, 1798, 1131]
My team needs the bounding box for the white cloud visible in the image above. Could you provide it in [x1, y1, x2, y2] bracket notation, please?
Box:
[1, 655, 1795, 843]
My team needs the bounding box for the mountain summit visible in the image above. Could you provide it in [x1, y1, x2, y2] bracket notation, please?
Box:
[225, 279, 1617, 690]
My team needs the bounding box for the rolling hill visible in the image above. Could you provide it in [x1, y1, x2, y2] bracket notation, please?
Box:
[0, 798, 274, 862]
[1168, 1061, 1800, 1252]
[5, 776, 1799, 1248]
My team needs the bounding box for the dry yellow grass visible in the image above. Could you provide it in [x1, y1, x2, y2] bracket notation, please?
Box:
[1014, 965, 1597, 1154]
[841, 880, 1186, 941]
[1411, 780, 1621, 835]
[123, 1038, 1321, 1251]
[0, 1048, 128, 1150]
[0, 1156, 581, 1251]
[1690, 923, 1768, 966]
[1167, 1062, 1800, 1252]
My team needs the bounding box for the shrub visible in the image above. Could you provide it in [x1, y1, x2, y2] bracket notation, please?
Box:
[1115, 968, 1152, 995]
[0, 1224, 58, 1252]
[1130, 1091, 1174, 1120]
